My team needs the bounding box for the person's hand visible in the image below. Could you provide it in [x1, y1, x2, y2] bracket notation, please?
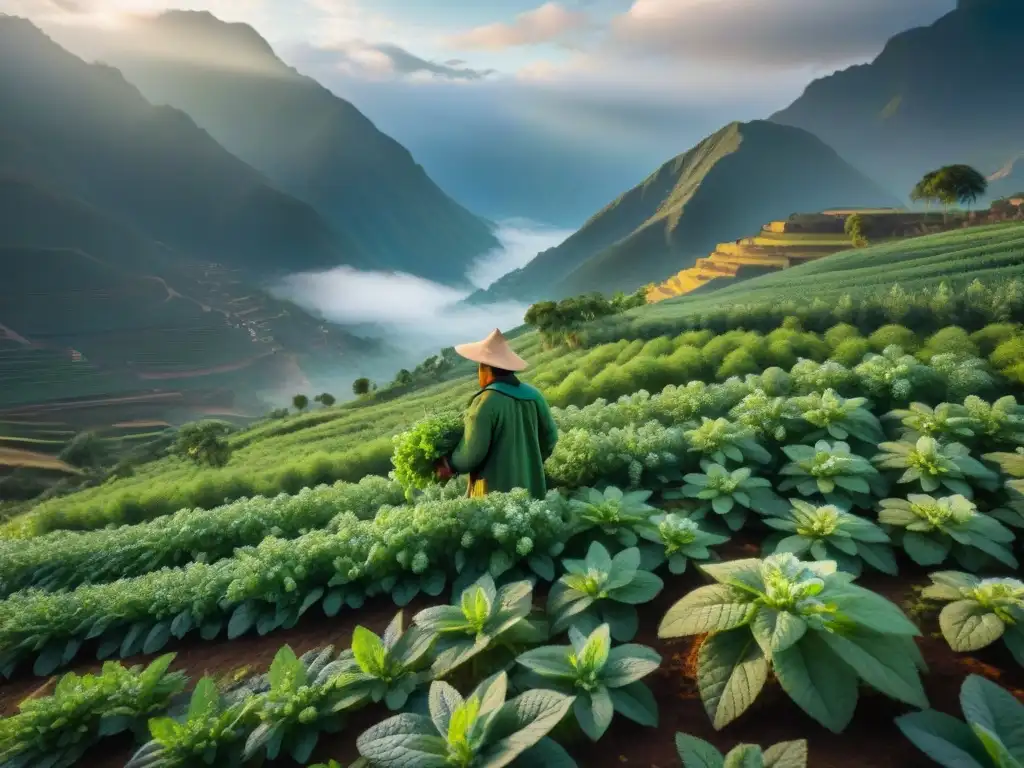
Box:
[436, 457, 454, 481]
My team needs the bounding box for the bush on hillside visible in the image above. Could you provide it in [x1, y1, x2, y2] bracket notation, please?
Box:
[868, 325, 920, 353]
[172, 420, 235, 468]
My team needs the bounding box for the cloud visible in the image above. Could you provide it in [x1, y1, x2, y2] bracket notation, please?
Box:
[448, 2, 589, 50]
[291, 40, 495, 80]
[608, 0, 955, 68]
[270, 221, 566, 358]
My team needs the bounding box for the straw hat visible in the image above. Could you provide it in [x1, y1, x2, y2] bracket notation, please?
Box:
[454, 328, 528, 372]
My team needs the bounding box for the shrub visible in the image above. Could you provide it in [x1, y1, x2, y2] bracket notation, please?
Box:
[868, 325, 919, 353]
[830, 337, 871, 367]
[917, 327, 978, 362]
[172, 421, 234, 468]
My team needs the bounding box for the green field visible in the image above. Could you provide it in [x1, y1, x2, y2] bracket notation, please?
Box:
[0, 223, 1023, 767]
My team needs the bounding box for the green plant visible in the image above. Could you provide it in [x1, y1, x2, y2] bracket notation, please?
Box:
[855, 346, 940, 404]
[670, 462, 788, 530]
[568, 486, 657, 546]
[356, 671, 575, 768]
[762, 500, 895, 576]
[921, 572, 1024, 665]
[658, 553, 927, 732]
[684, 418, 772, 466]
[391, 410, 465, 492]
[293, 394, 310, 412]
[127, 677, 255, 768]
[172, 420, 234, 468]
[897, 674, 1022, 768]
[886, 402, 977, 441]
[242, 646, 351, 763]
[675, 733, 808, 767]
[874, 437, 1000, 498]
[638, 513, 730, 574]
[0, 655, 186, 768]
[779, 440, 883, 510]
[878, 495, 1017, 570]
[965, 395, 1024, 447]
[514, 623, 660, 741]
[730, 389, 794, 442]
[789, 389, 883, 444]
[548, 542, 663, 642]
[331, 611, 434, 711]
[414, 574, 543, 678]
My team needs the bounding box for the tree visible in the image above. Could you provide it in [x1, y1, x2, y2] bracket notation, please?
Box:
[844, 213, 868, 247]
[313, 392, 336, 407]
[59, 431, 110, 470]
[352, 378, 372, 397]
[393, 369, 414, 387]
[172, 420, 234, 467]
[911, 165, 988, 221]
[292, 394, 309, 412]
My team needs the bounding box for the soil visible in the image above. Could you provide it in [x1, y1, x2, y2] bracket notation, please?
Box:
[2, 543, 1022, 768]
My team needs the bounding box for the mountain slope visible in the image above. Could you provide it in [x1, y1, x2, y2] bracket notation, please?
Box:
[771, 0, 1024, 199]
[73, 11, 499, 284]
[469, 120, 900, 302]
[0, 15, 368, 277]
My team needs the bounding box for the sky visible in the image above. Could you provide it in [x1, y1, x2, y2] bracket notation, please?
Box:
[17, 0, 958, 225]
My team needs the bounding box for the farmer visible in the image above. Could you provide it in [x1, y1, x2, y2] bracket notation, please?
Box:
[435, 328, 558, 499]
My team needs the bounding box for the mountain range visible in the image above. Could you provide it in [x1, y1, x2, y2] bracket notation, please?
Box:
[468, 120, 900, 302]
[69, 11, 499, 284]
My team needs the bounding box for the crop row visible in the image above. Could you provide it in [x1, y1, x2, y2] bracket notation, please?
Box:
[4, 539, 1023, 767]
[1, 397, 1022, 682]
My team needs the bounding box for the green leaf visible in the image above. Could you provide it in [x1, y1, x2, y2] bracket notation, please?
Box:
[143, 622, 171, 655]
[428, 680, 463, 736]
[896, 711, 989, 768]
[599, 602, 638, 643]
[674, 733, 725, 768]
[762, 740, 809, 768]
[148, 716, 181, 744]
[724, 745, 764, 768]
[697, 630, 769, 730]
[517, 646, 575, 679]
[904, 532, 953, 565]
[960, 674, 1024, 759]
[830, 584, 921, 636]
[527, 555, 555, 582]
[290, 729, 319, 764]
[574, 688, 614, 741]
[352, 626, 387, 676]
[228, 602, 258, 640]
[509, 738, 578, 768]
[602, 645, 661, 687]
[323, 589, 344, 617]
[772, 632, 858, 733]
[356, 713, 450, 767]
[479, 689, 575, 768]
[33, 642, 65, 677]
[659, 585, 754, 638]
[750, 609, 807, 659]
[940, 601, 1006, 652]
[609, 681, 658, 727]
[818, 631, 928, 708]
[188, 677, 220, 721]
[607, 570, 663, 605]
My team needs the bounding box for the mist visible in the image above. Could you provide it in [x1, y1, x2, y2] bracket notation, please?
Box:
[270, 219, 572, 366]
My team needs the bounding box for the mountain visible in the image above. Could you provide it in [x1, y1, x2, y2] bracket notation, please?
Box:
[771, 0, 1024, 199]
[69, 10, 499, 284]
[0, 15, 372, 277]
[0, 18, 381, 412]
[467, 120, 901, 302]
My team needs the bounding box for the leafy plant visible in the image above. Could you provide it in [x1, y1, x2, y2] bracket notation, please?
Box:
[675, 733, 807, 767]
[964, 395, 1024, 447]
[414, 574, 543, 678]
[127, 677, 255, 768]
[658, 553, 927, 732]
[356, 671, 574, 768]
[172, 420, 234, 468]
[921, 571, 1024, 665]
[762, 500, 896, 576]
[874, 437, 1000, 498]
[0, 654, 186, 768]
[878, 495, 1017, 570]
[729, 389, 794, 442]
[778, 440, 883, 510]
[684, 418, 772, 466]
[569, 486, 657, 546]
[886, 402, 977, 441]
[391, 410, 465, 491]
[243, 645, 350, 764]
[638, 513, 730, 574]
[548, 542, 663, 642]
[669, 462, 788, 531]
[331, 611, 434, 711]
[515, 623, 660, 741]
[854, 345, 940, 405]
[897, 674, 1024, 768]
[789, 389, 883, 444]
